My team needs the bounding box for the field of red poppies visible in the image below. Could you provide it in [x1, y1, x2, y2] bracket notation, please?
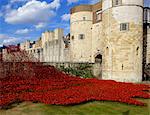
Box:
[0, 62, 150, 109]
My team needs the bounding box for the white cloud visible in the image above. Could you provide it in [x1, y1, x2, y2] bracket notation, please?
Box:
[4, 0, 60, 24]
[49, 0, 60, 9]
[3, 4, 12, 13]
[3, 38, 18, 44]
[67, 0, 79, 4]
[35, 23, 47, 29]
[61, 13, 70, 21]
[15, 28, 31, 34]
[0, 34, 21, 45]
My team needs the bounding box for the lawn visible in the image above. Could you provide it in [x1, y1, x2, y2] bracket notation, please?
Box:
[0, 99, 149, 115]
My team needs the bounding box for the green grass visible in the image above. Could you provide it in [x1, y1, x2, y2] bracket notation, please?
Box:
[0, 99, 149, 115]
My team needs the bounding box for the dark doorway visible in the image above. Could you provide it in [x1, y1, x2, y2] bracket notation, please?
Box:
[93, 54, 102, 79]
[95, 54, 102, 64]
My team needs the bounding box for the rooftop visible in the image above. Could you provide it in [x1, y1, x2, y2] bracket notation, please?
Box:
[70, 2, 102, 14]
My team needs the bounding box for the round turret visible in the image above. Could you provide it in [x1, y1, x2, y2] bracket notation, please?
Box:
[70, 5, 93, 62]
[102, 0, 144, 82]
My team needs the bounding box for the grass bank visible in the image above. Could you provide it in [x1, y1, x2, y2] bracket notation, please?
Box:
[0, 99, 149, 115]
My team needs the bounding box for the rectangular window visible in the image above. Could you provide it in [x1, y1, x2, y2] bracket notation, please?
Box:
[113, 0, 122, 6]
[71, 35, 74, 40]
[83, 17, 86, 20]
[96, 10, 102, 21]
[120, 23, 129, 31]
[79, 34, 85, 39]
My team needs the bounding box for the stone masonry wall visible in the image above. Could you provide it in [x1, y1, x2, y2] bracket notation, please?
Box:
[102, 6, 143, 82]
[146, 27, 150, 64]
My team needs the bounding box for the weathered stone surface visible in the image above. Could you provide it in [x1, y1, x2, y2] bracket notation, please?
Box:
[146, 27, 150, 64]
[102, 6, 143, 82]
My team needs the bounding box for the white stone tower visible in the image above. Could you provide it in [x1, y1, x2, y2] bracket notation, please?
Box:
[102, 0, 144, 82]
[70, 5, 93, 62]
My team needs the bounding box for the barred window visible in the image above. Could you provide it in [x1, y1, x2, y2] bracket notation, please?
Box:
[79, 34, 85, 39]
[113, 0, 122, 6]
[120, 23, 129, 31]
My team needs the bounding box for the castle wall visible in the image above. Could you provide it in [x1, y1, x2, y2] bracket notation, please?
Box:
[46, 40, 59, 62]
[102, 0, 143, 11]
[41, 31, 54, 48]
[43, 28, 64, 62]
[147, 26, 150, 64]
[20, 28, 65, 63]
[91, 22, 103, 63]
[63, 48, 70, 62]
[20, 40, 30, 50]
[102, 0, 143, 82]
[56, 29, 65, 62]
[122, 0, 143, 6]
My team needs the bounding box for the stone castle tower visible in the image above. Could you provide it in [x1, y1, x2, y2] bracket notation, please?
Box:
[70, 0, 145, 82]
[70, 5, 93, 62]
[102, 0, 143, 82]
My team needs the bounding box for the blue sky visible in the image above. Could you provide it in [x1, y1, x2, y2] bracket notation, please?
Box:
[0, 0, 149, 46]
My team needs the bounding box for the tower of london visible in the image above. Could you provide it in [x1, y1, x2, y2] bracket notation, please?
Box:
[69, 0, 150, 82]
[3, 0, 149, 83]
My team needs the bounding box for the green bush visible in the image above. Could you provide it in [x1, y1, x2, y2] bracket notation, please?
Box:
[59, 64, 95, 78]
